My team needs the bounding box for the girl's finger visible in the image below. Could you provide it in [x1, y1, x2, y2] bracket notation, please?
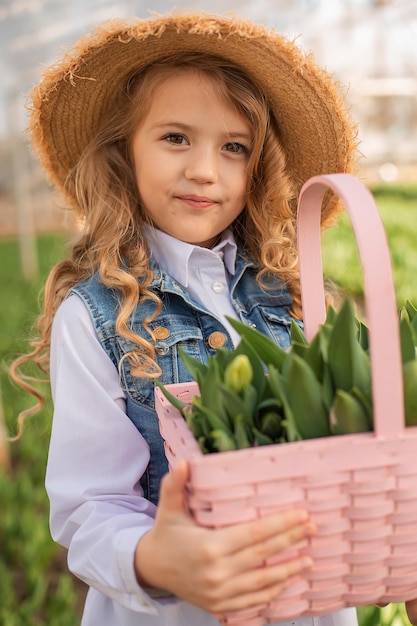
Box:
[406, 599, 417, 625]
[225, 520, 315, 576]
[219, 509, 312, 556]
[208, 556, 313, 614]
[157, 459, 190, 519]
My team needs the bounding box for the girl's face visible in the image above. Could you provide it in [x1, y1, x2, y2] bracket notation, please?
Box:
[131, 70, 252, 248]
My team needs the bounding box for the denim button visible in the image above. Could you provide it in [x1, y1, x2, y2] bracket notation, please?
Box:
[156, 346, 169, 355]
[208, 331, 226, 349]
[153, 326, 170, 340]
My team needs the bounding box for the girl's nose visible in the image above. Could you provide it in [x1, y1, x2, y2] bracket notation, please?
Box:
[184, 147, 218, 184]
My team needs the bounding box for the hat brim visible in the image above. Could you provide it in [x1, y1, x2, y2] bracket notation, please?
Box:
[28, 13, 358, 225]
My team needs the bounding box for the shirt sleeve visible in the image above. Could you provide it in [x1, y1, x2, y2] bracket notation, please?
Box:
[46, 294, 166, 615]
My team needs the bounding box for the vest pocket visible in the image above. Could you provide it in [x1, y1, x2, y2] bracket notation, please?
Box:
[116, 317, 204, 407]
[258, 307, 297, 350]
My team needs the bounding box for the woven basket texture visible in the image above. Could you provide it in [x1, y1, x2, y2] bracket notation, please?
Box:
[155, 175, 417, 625]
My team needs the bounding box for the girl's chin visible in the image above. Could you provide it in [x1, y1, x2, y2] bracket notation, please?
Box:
[181, 234, 222, 249]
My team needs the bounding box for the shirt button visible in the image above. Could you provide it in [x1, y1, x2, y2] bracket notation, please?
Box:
[211, 281, 224, 294]
[208, 331, 227, 349]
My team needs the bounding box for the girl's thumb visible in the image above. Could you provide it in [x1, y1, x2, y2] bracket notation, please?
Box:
[158, 459, 190, 516]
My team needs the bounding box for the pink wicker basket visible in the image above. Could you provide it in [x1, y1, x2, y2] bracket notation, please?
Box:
[155, 174, 417, 625]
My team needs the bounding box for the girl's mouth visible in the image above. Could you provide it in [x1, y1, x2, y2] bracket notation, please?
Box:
[177, 195, 218, 209]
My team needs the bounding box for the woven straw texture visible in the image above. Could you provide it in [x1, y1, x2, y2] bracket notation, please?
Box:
[27, 13, 358, 225]
[155, 175, 417, 625]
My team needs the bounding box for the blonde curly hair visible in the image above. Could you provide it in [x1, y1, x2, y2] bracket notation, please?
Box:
[10, 53, 299, 438]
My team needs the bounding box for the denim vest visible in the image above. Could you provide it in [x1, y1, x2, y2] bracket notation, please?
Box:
[71, 254, 294, 505]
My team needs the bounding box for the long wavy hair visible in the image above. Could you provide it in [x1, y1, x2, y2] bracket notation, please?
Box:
[10, 53, 299, 437]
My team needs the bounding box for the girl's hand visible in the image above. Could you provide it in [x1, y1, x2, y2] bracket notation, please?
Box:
[134, 459, 315, 614]
[406, 599, 417, 625]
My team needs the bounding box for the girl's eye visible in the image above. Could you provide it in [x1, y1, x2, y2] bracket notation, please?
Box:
[164, 133, 187, 145]
[224, 142, 249, 155]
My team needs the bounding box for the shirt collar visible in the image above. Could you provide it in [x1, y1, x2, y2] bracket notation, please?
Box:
[145, 226, 237, 288]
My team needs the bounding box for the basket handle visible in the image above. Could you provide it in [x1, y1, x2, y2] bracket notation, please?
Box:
[297, 173, 404, 439]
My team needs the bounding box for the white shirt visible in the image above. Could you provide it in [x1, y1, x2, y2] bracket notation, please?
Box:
[145, 226, 242, 345]
[46, 229, 358, 626]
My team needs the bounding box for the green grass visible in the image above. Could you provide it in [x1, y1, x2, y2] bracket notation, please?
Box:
[322, 185, 417, 307]
[0, 234, 85, 626]
[1, 183, 416, 625]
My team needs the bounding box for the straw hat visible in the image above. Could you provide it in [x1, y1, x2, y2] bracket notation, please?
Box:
[28, 12, 358, 224]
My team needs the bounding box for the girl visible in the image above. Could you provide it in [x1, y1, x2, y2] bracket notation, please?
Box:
[12, 11, 379, 626]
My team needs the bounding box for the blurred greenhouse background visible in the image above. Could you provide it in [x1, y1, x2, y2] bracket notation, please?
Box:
[0, 0, 416, 266]
[0, 0, 416, 625]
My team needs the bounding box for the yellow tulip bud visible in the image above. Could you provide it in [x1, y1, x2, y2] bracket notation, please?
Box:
[224, 354, 253, 394]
